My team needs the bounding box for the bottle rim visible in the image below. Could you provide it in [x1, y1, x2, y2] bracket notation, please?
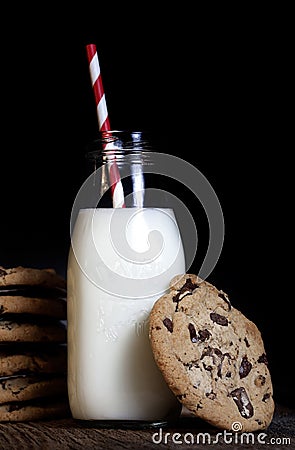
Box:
[85, 130, 154, 161]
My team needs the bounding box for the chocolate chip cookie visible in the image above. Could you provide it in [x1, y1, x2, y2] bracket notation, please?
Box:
[149, 274, 275, 432]
[0, 397, 70, 422]
[0, 266, 66, 290]
[0, 317, 66, 343]
[0, 374, 67, 404]
[0, 295, 66, 319]
[0, 344, 67, 377]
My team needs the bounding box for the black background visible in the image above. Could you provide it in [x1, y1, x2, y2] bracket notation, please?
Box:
[1, 6, 293, 406]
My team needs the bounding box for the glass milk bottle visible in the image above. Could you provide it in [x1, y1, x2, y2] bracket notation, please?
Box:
[67, 131, 186, 426]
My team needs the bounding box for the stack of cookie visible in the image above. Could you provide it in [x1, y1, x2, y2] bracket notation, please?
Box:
[0, 266, 70, 421]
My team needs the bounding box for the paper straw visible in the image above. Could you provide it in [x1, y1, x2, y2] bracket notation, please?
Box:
[86, 44, 125, 208]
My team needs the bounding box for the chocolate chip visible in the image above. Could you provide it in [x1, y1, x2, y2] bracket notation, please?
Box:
[206, 390, 216, 400]
[184, 361, 199, 370]
[214, 348, 223, 358]
[239, 356, 252, 379]
[198, 329, 211, 342]
[244, 337, 250, 347]
[0, 380, 7, 390]
[172, 278, 199, 311]
[172, 292, 185, 304]
[217, 364, 222, 378]
[262, 393, 270, 402]
[0, 269, 7, 277]
[2, 321, 13, 330]
[217, 352, 232, 378]
[218, 291, 231, 310]
[183, 278, 199, 291]
[8, 403, 22, 412]
[188, 325, 211, 343]
[163, 318, 173, 332]
[210, 312, 228, 326]
[201, 347, 215, 359]
[201, 347, 230, 378]
[188, 323, 198, 342]
[258, 353, 268, 365]
[230, 387, 254, 418]
[255, 375, 266, 387]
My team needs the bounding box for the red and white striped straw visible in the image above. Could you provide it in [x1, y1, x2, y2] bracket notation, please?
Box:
[86, 44, 125, 208]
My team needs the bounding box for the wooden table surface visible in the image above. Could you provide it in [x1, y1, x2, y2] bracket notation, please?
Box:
[0, 403, 294, 449]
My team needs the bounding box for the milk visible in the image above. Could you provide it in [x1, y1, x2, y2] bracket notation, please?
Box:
[67, 207, 185, 421]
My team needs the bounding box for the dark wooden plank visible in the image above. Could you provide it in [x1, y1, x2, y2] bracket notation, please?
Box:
[0, 404, 294, 449]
